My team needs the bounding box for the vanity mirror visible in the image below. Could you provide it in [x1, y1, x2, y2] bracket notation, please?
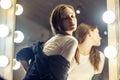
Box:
[14, 0, 108, 80]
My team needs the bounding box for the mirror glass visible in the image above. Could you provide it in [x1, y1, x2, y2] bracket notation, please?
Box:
[14, 0, 108, 80]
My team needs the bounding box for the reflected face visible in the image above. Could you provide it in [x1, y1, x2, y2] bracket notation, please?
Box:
[91, 28, 102, 46]
[61, 7, 77, 32]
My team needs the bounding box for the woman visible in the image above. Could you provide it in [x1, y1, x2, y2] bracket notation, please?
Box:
[43, 3, 78, 66]
[24, 4, 78, 80]
[67, 23, 105, 80]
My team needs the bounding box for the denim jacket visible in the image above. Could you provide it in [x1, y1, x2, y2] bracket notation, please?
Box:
[23, 42, 70, 80]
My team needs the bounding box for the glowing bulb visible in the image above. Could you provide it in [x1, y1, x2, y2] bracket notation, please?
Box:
[14, 30, 24, 43]
[104, 45, 117, 59]
[104, 31, 107, 35]
[0, 24, 10, 37]
[76, 10, 80, 14]
[0, 55, 9, 67]
[0, 0, 12, 9]
[15, 4, 23, 15]
[13, 59, 21, 70]
[102, 11, 115, 24]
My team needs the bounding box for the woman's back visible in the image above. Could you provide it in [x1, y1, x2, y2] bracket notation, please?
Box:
[43, 34, 78, 62]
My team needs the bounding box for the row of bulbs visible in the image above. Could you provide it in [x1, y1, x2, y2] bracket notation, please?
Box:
[100, 10, 117, 59]
[0, 0, 24, 70]
[0, 24, 23, 69]
[0, 24, 24, 43]
[0, 0, 24, 43]
[0, 0, 23, 15]
[0, 55, 21, 70]
[0, 0, 23, 70]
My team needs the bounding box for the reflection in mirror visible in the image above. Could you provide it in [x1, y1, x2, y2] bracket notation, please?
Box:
[14, 0, 108, 80]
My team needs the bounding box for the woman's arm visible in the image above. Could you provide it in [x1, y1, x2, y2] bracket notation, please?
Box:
[20, 60, 29, 71]
[62, 38, 78, 62]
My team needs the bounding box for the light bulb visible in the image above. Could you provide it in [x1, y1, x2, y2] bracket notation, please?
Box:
[102, 11, 115, 24]
[15, 4, 23, 15]
[13, 59, 21, 70]
[0, 55, 9, 67]
[14, 30, 24, 43]
[76, 10, 80, 14]
[0, 24, 10, 37]
[0, 0, 12, 9]
[104, 45, 117, 59]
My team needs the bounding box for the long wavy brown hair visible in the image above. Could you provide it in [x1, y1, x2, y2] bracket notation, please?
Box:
[75, 22, 100, 71]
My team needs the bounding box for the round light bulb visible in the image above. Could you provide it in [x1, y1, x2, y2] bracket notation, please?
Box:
[76, 10, 80, 14]
[104, 45, 117, 59]
[0, 55, 9, 67]
[0, 0, 12, 9]
[0, 24, 10, 37]
[15, 4, 23, 15]
[14, 30, 24, 43]
[102, 10, 115, 24]
[13, 59, 21, 70]
[104, 31, 107, 35]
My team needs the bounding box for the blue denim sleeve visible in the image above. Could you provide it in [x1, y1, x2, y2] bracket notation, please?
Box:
[16, 46, 34, 61]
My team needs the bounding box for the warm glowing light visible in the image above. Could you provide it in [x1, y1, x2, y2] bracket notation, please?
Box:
[104, 31, 107, 35]
[15, 4, 23, 15]
[0, 55, 9, 67]
[0, 24, 10, 37]
[0, 0, 12, 9]
[102, 11, 115, 24]
[76, 10, 80, 14]
[14, 30, 24, 43]
[13, 59, 21, 70]
[104, 45, 117, 59]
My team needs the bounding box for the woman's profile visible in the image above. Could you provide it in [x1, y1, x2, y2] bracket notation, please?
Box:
[67, 23, 105, 80]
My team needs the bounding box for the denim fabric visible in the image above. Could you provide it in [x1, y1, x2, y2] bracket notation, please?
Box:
[23, 41, 70, 80]
[16, 41, 44, 67]
[16, 46, 34, 61]
[47, 55, 70, 80]
[23, 54, 55, 80]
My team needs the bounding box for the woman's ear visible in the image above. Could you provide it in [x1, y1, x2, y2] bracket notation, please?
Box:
[88, 30, 92, 37]
[88, 33, 91, 37]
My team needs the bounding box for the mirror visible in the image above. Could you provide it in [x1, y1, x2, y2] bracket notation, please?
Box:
[14, 0, 108, 80]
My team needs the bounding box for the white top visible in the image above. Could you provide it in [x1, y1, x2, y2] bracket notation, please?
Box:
[43, 34, 78, 62]
[67, 51, 105, 80]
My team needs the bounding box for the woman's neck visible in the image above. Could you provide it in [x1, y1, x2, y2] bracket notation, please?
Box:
[78, 42, 92, 56]
[66, 31, 73, 35]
